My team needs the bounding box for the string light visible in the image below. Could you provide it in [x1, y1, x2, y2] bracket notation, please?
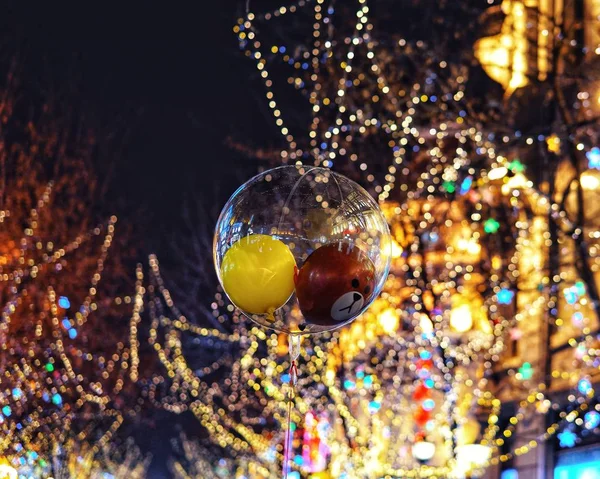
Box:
[137, 0, 600, 477]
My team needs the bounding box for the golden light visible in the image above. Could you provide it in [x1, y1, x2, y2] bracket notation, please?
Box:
[380, 233, 403, 261]
[456, 237, 481, 256]
[474, 0, 529, 95]
[546, 134, 561, 153]
[580, 171, 600, 191]
[0, 460, 17, 479]
[456, 417, 481, 446]
[491, 255, 502, 270]
[309, 472, 331, 479]
[502, 172, 530, 194]
[488, 166, 508, 180]
[454, 444, 491, 474]
[378, 307, 399, 334]
[391, 238, 403, 258]
[412, 441, 436, 462]
[450, 304, 473, 333]
[419, 313, 434, 334]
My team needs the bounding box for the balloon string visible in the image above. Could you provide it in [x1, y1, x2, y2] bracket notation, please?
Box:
[283, 359, 298, 479]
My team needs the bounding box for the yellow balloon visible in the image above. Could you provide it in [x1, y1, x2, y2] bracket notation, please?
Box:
[221, 234, 296, 315]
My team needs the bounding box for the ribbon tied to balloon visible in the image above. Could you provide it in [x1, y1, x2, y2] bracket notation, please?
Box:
[214, 165, 391, 477]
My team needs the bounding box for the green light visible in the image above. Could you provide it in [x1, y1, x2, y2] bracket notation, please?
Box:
[508, 159, 525, 173]
[45, 363, 54, 372]
[442, 180, 456, 193]
[575, 281, 586, 296]
[484, 218, 500, 234]
[519, 362, 533, 380]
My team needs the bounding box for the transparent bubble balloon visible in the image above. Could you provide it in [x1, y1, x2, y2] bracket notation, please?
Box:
[213, 165, 391, 335]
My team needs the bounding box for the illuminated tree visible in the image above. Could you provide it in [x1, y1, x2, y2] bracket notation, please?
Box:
[36, 437, 150, 479]
[169, 433, 273, 479]
[0, 62, 139, 466]
[141, 0, 600, 478]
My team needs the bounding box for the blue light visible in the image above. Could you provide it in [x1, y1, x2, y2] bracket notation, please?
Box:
[356, 370, 365, 380]
[368, 401, 381, 413]
[52, 393, 62, 406]
[363, 375, 373, 388]
[12, 388, 21, 399]
[69, 329, 78, 339]
[42, 392, 50, 402]
[426, 231, 439, 243]
[424, 378, 435, 389]
[58, 296, 71, 309]
[2, 406, 11, 417]
[281, 374, 290, 384]
[288, 472, 301, 479]
[587, 147, 600, 169]
[558, 429, 577, 448]
[501, 469, 518, 479]
[420, 350, 432, 360]
[459, 176, 473, 195]
[497, 288, 515, 305]
[279, 46, 286, 53]
[564, 288, 578, 305]
[422, 399, 435, 411]
[556, 446, 600, 478]
[555, 461, 600, 479]
[293, 455, 303, 465]
[578, 377, 592, 395]
[584, 411, 600, 430]
[575, 281, 586, 296]
[344, 379, 356, 390]
[62, 318, 72, 330]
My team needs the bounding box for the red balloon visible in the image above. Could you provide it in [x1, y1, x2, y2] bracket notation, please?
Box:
[295, 241, 376, 327]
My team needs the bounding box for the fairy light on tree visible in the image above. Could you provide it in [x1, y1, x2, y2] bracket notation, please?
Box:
[0, 60, 141, 468]
[134, 0, 600, 477]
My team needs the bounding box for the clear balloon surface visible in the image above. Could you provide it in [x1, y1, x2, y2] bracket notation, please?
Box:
[214, 165, 391, 334]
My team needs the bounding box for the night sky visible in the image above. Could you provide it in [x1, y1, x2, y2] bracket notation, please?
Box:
[1, 1, 274, 253]
[0, 2, 282, 476]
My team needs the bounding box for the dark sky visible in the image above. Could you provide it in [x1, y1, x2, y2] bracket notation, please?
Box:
[2, 1, 275, 255]
[0, 2, 282, 476]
